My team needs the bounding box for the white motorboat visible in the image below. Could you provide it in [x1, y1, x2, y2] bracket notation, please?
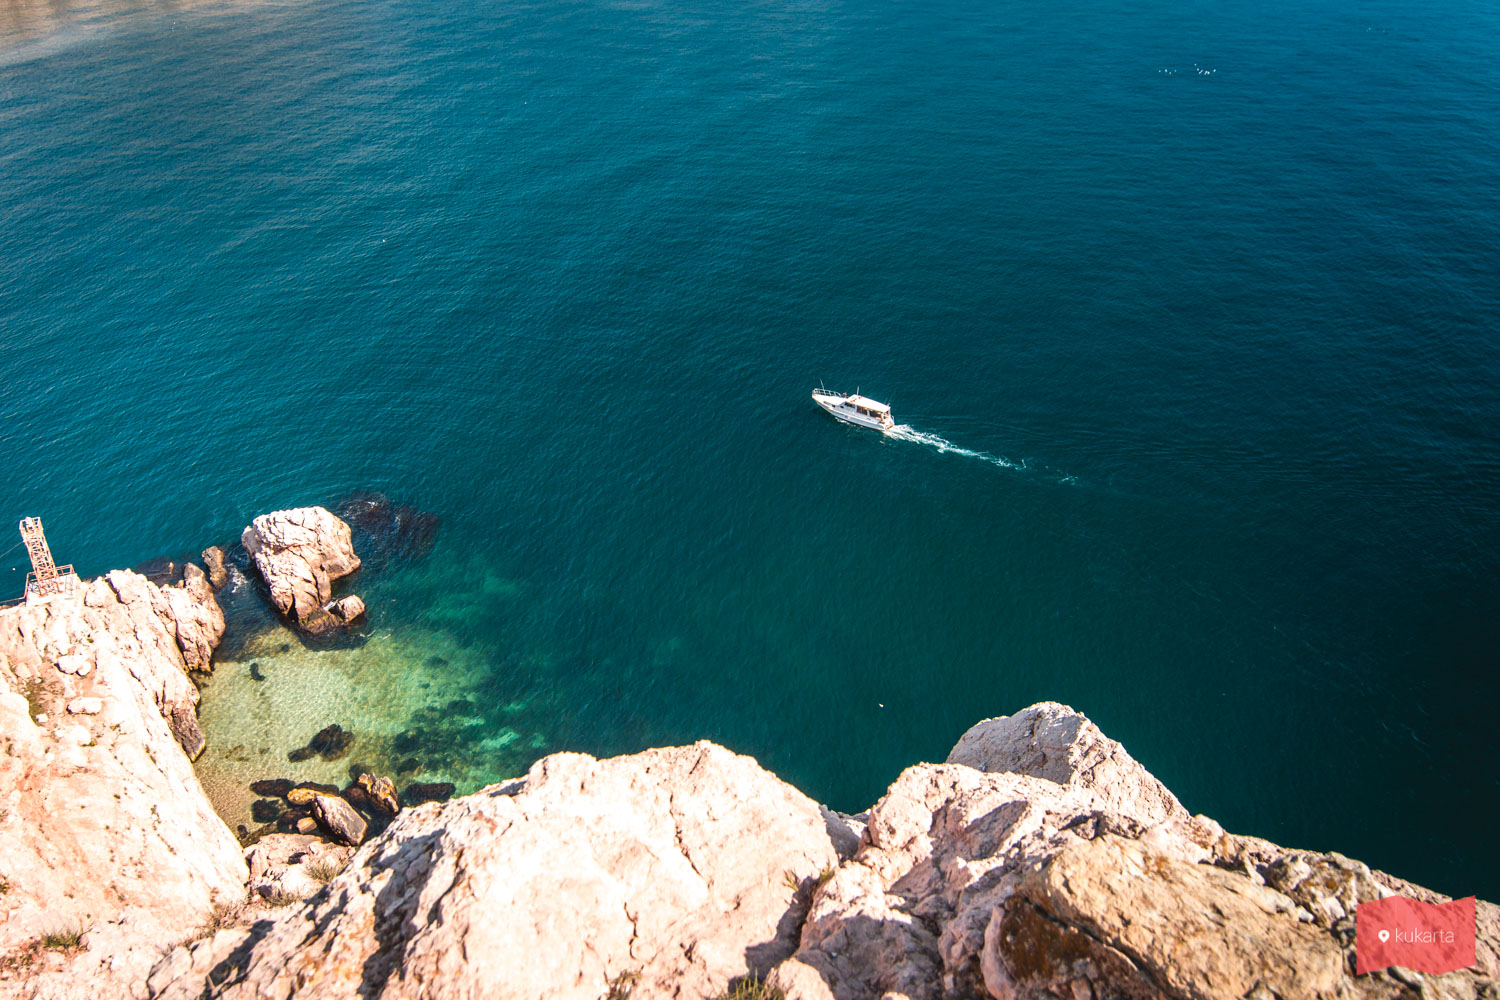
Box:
[812, 388, 895, 432]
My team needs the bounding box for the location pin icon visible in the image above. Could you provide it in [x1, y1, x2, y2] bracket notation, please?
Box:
[1378, 929, 1391, 943]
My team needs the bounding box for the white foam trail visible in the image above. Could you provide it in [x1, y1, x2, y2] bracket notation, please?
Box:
[885, 425, 1022, 470]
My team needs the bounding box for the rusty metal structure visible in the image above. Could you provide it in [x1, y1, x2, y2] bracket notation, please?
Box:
[18, 517, 75, 601]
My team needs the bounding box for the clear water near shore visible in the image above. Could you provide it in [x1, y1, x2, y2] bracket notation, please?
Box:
[1, 0, 1497, 896]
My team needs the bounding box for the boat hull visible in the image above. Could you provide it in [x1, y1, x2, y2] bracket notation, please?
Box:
[812, 390, 894, 432]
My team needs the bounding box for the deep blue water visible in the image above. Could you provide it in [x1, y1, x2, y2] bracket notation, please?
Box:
[2, 0, 1498, 897]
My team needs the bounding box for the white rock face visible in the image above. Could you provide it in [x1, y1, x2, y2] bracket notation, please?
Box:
[241, 506, 361, 626]
[945, 700, 1189, 827]
[143, 715, 1499, 1000]
[147, 742, 848, 1000]
[2, 599, 1493, 1000]
[768, 706, 1498, 1000]
[0, 572, 247, 1000]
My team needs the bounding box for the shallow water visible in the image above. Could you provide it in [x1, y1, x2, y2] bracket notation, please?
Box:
[1, 0, 1497, 895]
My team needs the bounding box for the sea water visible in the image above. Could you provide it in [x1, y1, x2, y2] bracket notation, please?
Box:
[1, 0, 1497, 897]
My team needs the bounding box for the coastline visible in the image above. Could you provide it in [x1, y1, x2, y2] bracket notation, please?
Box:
[0, 511, 1494, 998]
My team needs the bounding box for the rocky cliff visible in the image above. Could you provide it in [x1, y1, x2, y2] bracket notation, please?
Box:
[0, 570, 245, 1000]
[144, 704, 1496, 1000]
[0, 557, 1492, 1000]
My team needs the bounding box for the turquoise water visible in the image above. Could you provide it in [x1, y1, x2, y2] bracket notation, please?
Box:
[2, 0, 1498, 896]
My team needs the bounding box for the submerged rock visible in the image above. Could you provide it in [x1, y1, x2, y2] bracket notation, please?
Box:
[312, 793, 368, 845]
[248, 778, 294, 798]
[402, 780, 456, 806]
[249, 798, 282, 823]
[284, 724, 355, 764]
[309, 723, 354, 760]
[335, 491, 440, 569]
[241, 506, 362, 630]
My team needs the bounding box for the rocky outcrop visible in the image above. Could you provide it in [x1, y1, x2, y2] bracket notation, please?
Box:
[946, 700, 1188, 827]
[0, 561, 1485, 1000]
[244, 834, 354, 902]
[200, 546, 228, 590]
[147, 742, 849, 1000]
[146, 704, 1497, 1000]
[240, 507, 361, 634]
[0, 573, 246, 999]
[155, 564, 226, 675]
[773, 704, 1498, 1000]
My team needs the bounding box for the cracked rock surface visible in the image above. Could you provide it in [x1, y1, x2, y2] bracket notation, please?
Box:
[147, 742, 847, 1000]
[0, 572, 244, 1000]
[145, 703, 1498, 1000]
[240, 507, 361, 629]
[772, 704, 1499, 1000]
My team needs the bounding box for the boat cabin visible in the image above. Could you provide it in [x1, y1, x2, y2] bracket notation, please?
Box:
[846, 395, 888, 425]
[845, 395, 891, 420]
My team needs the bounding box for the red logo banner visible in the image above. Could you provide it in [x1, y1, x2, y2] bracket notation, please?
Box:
[1356, 895, 1476, 975]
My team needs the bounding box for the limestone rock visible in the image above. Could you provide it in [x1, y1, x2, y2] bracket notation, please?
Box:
[312, 793, 368, 845]
[764, 711, 1498, 1000]
[989, 834, 1345, 999]
[357, 772, 401, 815]
[0, 575, 246, 1000]
[158, 562, 226, 673]
[287, 787, 317, 806]
[946, 700, 1189, 827]
[147, 742, 844, 1000]
[328, 594, 366, 623]
[245, 833, 352, 902]
[241, 507, 361, 627]
[249, 777, 294, 798]
[201, 545, 229, 589]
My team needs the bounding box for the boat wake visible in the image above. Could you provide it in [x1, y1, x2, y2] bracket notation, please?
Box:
[885, 425, 1023, 470]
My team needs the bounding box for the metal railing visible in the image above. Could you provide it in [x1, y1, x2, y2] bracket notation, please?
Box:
[0, 566, 78, 610]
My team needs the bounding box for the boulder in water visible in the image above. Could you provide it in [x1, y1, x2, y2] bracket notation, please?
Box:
[241, 507, 362, 630]
[312, 794, 368, 846]
[356, 773, 400, 815]
[328, 594, 365, 624]
[286, 725, 355, 764]
[250, 799, 282, 823]
[201, 546, 229, 589]
[309, 724, 354, 761]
